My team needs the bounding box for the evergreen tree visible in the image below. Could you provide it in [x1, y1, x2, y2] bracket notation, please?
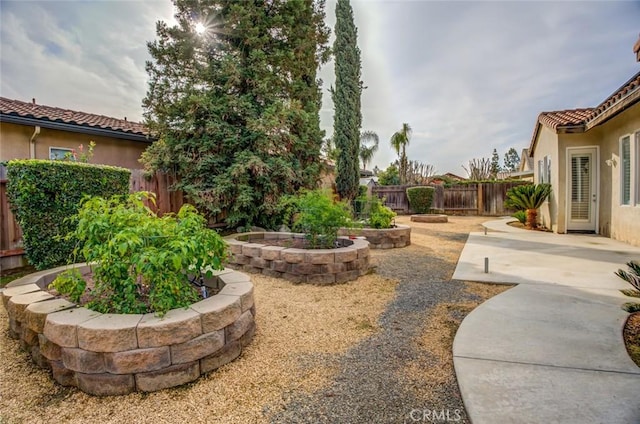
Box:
[142, 0, 330, 229]
[503, 147, 521, 172]
[490, 148, 501, 179]
[332, 0, 362, 201]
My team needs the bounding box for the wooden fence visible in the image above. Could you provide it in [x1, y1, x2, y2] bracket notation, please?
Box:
[372, 181, 529, 215]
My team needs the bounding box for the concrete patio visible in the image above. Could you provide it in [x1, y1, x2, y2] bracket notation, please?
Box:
[452, 218, 640, 424]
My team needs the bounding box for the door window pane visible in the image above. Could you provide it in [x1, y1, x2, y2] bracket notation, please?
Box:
[621, 136, 631, 205]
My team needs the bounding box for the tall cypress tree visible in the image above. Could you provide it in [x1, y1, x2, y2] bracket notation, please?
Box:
[142, 0, 330, 229]
[332, 0, 362, 201]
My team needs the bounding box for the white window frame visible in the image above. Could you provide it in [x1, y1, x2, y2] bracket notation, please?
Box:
[49, 147, 73, 161]
[620, 131, 640, 207]
[635, 130, 640, 206]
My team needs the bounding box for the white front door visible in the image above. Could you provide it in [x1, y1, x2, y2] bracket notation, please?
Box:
[567, 147, 598, 232]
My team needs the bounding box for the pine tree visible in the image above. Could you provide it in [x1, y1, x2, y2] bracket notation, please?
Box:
[332, 0, 362, 201]
[142, 0, 330, 229]
[503, 147, 521, 172]
[490, 149, 501, 179]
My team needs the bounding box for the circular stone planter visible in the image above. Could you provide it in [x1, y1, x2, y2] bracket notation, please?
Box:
[410, 214, 448, 223]
[225, 232, 369, 285]
[337, 225, 411, 249]
[1, 263, 255, 396]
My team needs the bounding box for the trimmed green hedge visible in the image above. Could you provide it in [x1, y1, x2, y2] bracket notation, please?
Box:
[7, 160, 131, 269]
[406, 186, 435, 214]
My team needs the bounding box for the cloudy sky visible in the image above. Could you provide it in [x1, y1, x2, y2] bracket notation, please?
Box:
[1, 1, 639, 175]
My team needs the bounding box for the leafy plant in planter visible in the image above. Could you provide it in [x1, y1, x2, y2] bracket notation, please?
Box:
[287, 189, 354, 248]
[51, 192, 228, 316]
[366, 196, 396, 229]
[512, 210, 527, 225]
[504, 183, 551, 229]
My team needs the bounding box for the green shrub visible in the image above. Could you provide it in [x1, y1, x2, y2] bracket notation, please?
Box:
[291, 189, 353, 248]
[7, 160, 130, 269]
[406, 186, 435, 214]
[512, 210, 527, 225]
[53, 192, 228, 316]
[368, 196, 396, 229]
[616, 261, 640, 292]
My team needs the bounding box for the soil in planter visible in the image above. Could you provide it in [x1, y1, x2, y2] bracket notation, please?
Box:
[244, 236, 353, 249]
[46, 270, 209, 310]
[624, 312, 640, 367]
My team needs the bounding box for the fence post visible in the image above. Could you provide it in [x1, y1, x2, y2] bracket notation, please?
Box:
[477, 183, 484, 215]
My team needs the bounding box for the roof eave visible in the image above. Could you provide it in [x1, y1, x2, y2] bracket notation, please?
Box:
[0, 114, 155, 143]
[585, 87, 640, 130]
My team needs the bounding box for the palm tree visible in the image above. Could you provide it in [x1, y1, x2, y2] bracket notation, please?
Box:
[505, 183, 552, 229]
[390, 123, 411, 184]
[359, 130, 379, 170]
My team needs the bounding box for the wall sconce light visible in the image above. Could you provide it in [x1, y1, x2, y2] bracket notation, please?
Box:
[605, 157, 617, 167]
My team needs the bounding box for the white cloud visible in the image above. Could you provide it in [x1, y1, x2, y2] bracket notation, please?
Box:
[1, 0, 638, 175]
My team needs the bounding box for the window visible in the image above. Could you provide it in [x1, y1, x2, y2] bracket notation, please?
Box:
[636, 131, 640, 205]
[620, 132, 640, 206]
[621, 136, 631, 205]
[49, 147, 72, 160]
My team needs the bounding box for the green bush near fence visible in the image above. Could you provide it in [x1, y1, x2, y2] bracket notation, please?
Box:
[7, 160, 130, 269]
[406, 186, 435, 214]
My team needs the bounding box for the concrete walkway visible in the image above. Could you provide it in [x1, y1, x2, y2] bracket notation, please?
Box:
[452, 218, 640, 424]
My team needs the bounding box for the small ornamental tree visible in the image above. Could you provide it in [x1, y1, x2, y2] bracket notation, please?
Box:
[52, 192, 228, 316]
[290, 189, 353, 248]
[6, 160, 130, 269]
[406, 186, 435, 214]
[505, 183, 551, 229]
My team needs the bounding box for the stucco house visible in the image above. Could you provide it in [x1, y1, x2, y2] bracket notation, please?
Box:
[0, 97, 152, 169]
[528, 69, 640, 246]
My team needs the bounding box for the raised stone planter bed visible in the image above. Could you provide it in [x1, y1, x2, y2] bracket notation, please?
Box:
[338, 225, 411, 249]
[1, 263, 255, 396]
[225, 232, 369, 285]
[410, 214, 448, 223]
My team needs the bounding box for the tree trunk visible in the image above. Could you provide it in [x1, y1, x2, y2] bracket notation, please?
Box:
[526, 208, 537, 229]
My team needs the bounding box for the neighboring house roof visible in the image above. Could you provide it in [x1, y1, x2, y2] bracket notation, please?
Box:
[443, 172, 466, 181]
[529, 70, 640, 154]
[0, 97, 152, 142]
[519, 148, 533, 172]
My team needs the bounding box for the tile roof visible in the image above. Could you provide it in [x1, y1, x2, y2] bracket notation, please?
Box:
[536, 108, 594, 130]
[530, 70, 640, 154]
[586, 71, 640, 128]
[0, 97, 149, 136]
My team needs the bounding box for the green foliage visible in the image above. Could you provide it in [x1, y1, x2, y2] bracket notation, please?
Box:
[390, 123, 412, 184]
[378, 164, 400, 186]
[51, 268, 86, 303]
[53, 192, 228, 316]
[359, 130, 379, 170]
[505, 183, 551, 211]
[406, 186, 435, 214]
[367, 196, 396, 229]
[62, 141, 96, 163]
[490, 148, 501, 179]
[333, 0, 362, 201]
[512, 210, 527, 225]
[503, 147, 520, 172]
[291, 190, 353, 248]
[143, 1, 330, 230]
[616, 261, 640, 291]
[6, 160, 130, 270]
[622, 302, 640, 313]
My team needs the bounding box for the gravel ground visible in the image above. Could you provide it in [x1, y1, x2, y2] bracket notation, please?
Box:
[0, 215, 511, 424]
